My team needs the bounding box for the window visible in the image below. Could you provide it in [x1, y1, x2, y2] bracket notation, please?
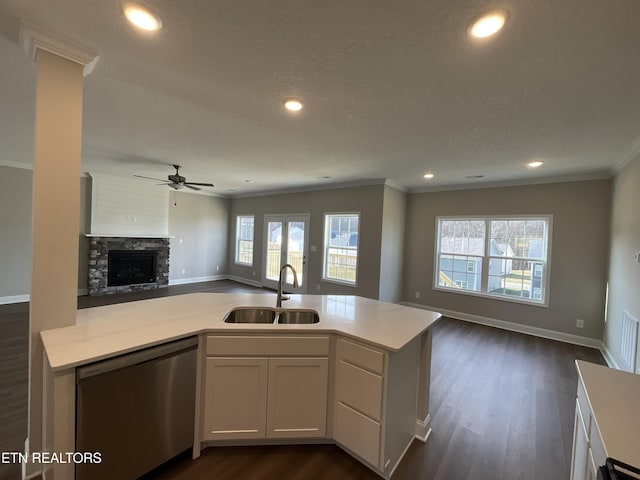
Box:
[323, 213, 359, 285]
[435, 216, 551, 305]
[235, 215, 254, 265]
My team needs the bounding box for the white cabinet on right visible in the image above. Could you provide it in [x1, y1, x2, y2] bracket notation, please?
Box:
[333, 336, 421, 478]
[570, 364, 608, 480]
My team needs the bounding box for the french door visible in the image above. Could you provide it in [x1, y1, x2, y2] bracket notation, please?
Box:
[262, 214, 309, 293]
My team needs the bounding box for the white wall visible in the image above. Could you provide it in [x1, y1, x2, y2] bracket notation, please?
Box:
[89, 172, 169, 236]
[168, 191, 229, 283]
[402, 180, 612, 341]
[605, 154, 640, 372]
[0, 165, 32, 298]
[379, 185, 406, 302]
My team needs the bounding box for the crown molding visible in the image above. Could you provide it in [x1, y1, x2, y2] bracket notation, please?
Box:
[19, 21, 100, 76]
[612, 133, 640, 174]
[408, 170, 613, 194]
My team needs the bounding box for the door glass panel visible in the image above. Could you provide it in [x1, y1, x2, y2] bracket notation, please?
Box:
[286, 221, 305, 286]
[266, 221, 283, 281]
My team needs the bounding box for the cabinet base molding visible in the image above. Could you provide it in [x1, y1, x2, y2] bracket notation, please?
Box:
[201, 438, 333, 449]
[415, 414, 432, 443]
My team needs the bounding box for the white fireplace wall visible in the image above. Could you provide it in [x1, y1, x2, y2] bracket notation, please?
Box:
[89, 172, 169, 236]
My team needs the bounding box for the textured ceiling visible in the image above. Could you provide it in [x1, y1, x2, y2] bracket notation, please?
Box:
[1, 0, 640, 195]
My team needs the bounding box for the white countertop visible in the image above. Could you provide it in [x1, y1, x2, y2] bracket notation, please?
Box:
[576, 360, 640, 468]
[41, 293, 441, 371]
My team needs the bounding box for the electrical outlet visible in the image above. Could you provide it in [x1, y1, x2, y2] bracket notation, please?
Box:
[316, 284, 321, 291]
[253, 271, 256, 277]
[181, 269, 186, 275]
[415, 291, 420, 299]
[576, 319, 584, 329]
[216, 265, 219, 271]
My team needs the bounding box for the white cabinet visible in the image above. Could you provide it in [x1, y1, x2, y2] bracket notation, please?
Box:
[333, 337, 420, 477]
[202, 336, 329, 442]
[266, 357, 328, 438]
[570, 371, 606, 480]
[570, 399, 589, 480]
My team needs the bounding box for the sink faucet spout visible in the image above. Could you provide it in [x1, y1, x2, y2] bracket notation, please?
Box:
[277, 264, 299, 308]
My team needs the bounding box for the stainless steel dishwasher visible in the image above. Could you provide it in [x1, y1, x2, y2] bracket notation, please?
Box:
[76, 336, 197, 480]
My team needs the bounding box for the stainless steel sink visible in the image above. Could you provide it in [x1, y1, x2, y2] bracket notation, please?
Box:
[277, 309, 320, 324]
[223, 307, 277, 323]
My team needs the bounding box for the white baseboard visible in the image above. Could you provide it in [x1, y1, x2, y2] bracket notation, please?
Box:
[226, 275, 264, 288]
[601, 343, 622, 370]
[415, 414, 432, 443]
[0, 294, 30, 305]
[1, 289, 87, 305]
[402, 302, 602, 349]
[169, 275, 225, 286]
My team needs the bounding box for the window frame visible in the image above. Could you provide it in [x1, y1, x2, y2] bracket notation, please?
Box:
[322, 212, 360, 287]
[433, 215, 552, 307]
[234, 214, 255, 266]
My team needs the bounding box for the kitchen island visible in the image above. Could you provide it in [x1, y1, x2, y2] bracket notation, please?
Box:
[570, 360, 640, 480]
[40, 293, 441, 479]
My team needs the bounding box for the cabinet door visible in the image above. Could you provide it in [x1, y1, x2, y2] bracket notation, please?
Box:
[570, 399, 589, 480]
[203, 357, 268, 440]
[266, 357, 328, 438]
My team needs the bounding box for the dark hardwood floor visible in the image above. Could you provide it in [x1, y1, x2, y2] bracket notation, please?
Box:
[0, 281, 604, 480]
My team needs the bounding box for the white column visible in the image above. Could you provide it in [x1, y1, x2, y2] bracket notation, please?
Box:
[20, 23, 97, 479]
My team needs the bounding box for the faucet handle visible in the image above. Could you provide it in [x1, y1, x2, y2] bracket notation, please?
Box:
[280, 295, 290, 302]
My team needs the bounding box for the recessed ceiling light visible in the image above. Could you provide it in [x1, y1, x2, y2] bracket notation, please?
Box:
[123, 3, 162, 32]
[465, 175, 485, 179]
[468, 10, 507, 38]
[423, 173, 435, 179]
[284, 99, 303, 112]
[244, 179, 255, 184]
[527, 161, 544, 168]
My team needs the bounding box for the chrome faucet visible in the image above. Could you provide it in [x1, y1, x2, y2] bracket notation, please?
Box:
[276, 264, 299, 308]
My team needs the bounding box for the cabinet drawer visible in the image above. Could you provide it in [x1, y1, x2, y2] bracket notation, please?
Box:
[577, 379, 592, 436]
[336, 360, 383, 421]
[337, 338, 385, 374]
[207, 335, 329, 356]
[334, 402, 381, 468]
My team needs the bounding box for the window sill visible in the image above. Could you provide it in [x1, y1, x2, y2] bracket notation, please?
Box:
[433, 285, 549, 308]
[322, 278, 357, 288]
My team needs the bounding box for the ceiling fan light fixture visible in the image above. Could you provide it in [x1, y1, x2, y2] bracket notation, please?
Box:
[123, 3, 163, 32]
[284, 99, 303, 112]
[468, 9, 507, 39]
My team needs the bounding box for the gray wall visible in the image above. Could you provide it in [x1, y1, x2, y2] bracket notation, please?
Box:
[228, 185, 385, 299]
[0, 165, 32, 297]
[168, 191, 230, 282]
[402, 180, 612, 340]
[379, 185, 406, 303]
[605, 154, 640, 371]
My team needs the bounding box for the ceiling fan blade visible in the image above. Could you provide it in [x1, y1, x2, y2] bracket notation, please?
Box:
[185, 182, 214, 187]
[184, 184, 202, 191]
[134, 174, 169, 182]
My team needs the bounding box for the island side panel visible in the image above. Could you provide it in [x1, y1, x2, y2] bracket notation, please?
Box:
[383, 336, 420, 477]
[42, 354, 76, 480]
[416, 328, 433, 440]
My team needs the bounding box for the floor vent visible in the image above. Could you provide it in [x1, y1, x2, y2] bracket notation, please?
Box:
[620, 311, 639, 372]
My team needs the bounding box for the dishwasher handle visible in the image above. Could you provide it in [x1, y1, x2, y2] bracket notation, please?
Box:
[77, 336, 197, 381]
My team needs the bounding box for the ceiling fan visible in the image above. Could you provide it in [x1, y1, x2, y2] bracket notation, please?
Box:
[134, 165, 214, 191]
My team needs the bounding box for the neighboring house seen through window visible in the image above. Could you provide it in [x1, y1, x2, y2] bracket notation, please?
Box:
[323, 213, 359, 285]
[235, 215, 254, 265]
[435, 216, 551, 305]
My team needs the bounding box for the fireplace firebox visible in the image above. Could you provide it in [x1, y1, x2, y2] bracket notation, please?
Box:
[108, 250, 158, 287]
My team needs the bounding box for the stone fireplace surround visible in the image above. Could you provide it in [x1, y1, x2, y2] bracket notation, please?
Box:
[88, 236, 170, 296]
